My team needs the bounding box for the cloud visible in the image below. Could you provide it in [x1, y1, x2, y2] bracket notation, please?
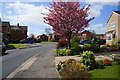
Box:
[87, 24, 106, 33]
[88, 4, 103, 18]
[4, 2, 50, 26]
[28, 28, 45, 37]
[91, 24, 103, 27]
[88, 2, 118, 18]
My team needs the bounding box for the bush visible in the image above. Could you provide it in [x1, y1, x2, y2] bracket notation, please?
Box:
[56, 48, 67, 56]
[110, 54, 120, 65]
[57, 40, 68, 49]
[34, 38, 41, 43]
[82, 44, 91, 51]
[107, 46, 118, 51]
[71, 36, 81, 54]
[56, 59, 76, 71]
[59, 62, 90, 79]
[56, 48, 80, 56]
[115, 40, 120, 50]
[100, 45, 108, 52]
[103, 58, 112, 66]
[79, 51, 96, 70]
[95, 60, 104, 68]
[82, 43, 100, 53]
[90, 43, 100, 53]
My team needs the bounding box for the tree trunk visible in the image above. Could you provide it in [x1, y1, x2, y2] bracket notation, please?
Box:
[67, 38, 71, 49]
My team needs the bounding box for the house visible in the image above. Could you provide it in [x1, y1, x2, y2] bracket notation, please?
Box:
[48, 33, 63, 41]
[106, 11, 120, 45]
[37, 34, 48, 41]
[95, 34, 104, 39]
[10, 23, 28, 41]
[78, 30, 95, 40]
[2, 21, 11, 39]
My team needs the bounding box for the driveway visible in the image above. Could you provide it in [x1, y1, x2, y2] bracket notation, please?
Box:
[2, 44, 58, 78]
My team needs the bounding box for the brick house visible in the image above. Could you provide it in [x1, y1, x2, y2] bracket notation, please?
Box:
[78, 30, 95, 40]
[2, 21, 11, 38]
[37, 34, 48, 41]
[10, 23, 27, 41]
[106, 11, 120, 45]
[48, 33, 63, 41]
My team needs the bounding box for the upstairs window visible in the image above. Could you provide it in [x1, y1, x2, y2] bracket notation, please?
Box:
[109, 22, 115, 28]
[82, 34, 86, 36]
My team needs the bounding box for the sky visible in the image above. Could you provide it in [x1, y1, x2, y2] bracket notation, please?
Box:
[0, 0, 119, 37]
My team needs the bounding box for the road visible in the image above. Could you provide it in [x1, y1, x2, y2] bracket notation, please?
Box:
[2, 44, 57, 78]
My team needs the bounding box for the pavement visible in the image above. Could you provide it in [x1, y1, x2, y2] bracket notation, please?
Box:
[3, 44, 59, 79]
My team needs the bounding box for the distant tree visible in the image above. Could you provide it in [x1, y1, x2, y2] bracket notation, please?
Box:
[45, 28, 52, 35]
[29, 33, 35, 38]
[43, 1, 94, 49]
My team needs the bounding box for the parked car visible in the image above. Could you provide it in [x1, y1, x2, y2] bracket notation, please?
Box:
[80, 39, 87, 45]
[80, 38, 106, 45]
[0, 42, 6, 55]
[20, 38, 34, 44]
[92, 38, 106, 45]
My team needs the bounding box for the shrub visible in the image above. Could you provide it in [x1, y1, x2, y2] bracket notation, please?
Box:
[103, 58, 112, 66]
[59, 62, 90, 79]
[79, 51, 96, 70]
[82, 44, 91, 51]
[71, 36, 81, 54]
[90, 43, 100, 53]
[71, 46, 82, 55]
[110, 54, 120, 65]
[107, 46, 117, 51]
[56, 59, 76, 71]
[115, 40, 120, 50]
[56, 48, 67, 56]
[57, 40, 68, 49]
[95, 60, 104, 68]
[100, 45, 108, 52]
[34, 38, 41, 43]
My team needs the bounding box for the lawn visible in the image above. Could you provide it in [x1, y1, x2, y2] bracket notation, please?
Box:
[41, 42, 58, 45]
[8, 43, 40, 48]
[90, 65, 120, 79]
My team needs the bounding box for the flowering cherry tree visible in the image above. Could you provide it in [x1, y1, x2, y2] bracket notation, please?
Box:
[43, 1, 94, 49]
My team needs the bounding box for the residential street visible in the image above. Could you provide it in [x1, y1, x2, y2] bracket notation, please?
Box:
[2, 44, 58, 78]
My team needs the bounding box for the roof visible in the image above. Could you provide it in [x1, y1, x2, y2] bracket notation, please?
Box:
[2, 22, 10, 27]
[81, 30, 93, 34]
[106, 30, 115, 34]
[106, 11, 120, 23]
[11, 25, 27, 30]
[114, 11, 120, 15]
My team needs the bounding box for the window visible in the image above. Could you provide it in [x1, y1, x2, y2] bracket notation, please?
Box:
[82, 34, 86, 36]
[106, 33, 112, 41]
[109, 22, 115, 28]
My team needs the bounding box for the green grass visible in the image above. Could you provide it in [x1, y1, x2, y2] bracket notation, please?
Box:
[8, 43, 40, 48]
[41, 42, 58, 45]
[90, 65, 120, 79]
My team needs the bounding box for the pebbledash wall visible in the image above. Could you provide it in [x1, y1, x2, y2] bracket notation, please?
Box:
[106, 11, 120, 45]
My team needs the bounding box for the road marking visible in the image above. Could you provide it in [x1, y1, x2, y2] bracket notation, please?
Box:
[6, 54, 38, 78]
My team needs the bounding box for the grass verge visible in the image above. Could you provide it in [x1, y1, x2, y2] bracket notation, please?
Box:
[90, 65, 120, 79]
[42, 42, 58, 45]
[8, 43, 40, 48]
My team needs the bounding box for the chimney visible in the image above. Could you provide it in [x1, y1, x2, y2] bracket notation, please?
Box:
[17, 23, 19, 27]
